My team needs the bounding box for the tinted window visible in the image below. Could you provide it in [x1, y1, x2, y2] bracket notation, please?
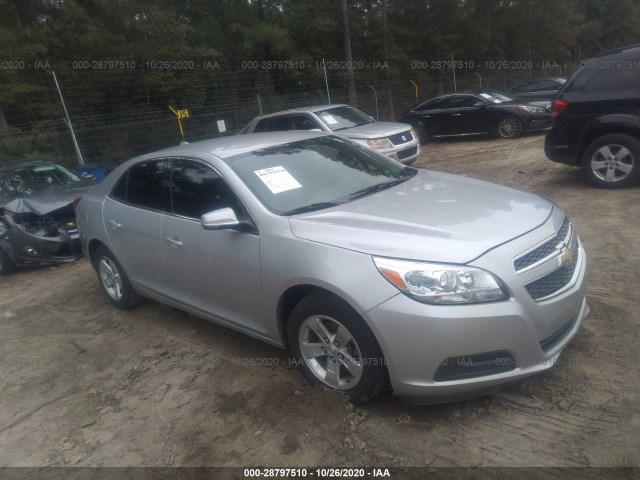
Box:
[425, 97, 452, 110]
[116, 160, 166, 210]
[539, 80, 560, 90]
[253, 119, 271, 133]
[512, 82, 538, 93]
[450, 95, 480, 108]
[170, 159, 241, 220]
[291, 115, 320, 130]
[583, 66, 640, 92]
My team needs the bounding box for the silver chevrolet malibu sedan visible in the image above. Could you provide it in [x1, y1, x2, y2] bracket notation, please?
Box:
[77, 132, 589, 404]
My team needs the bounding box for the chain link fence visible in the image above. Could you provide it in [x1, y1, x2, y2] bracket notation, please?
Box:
[0, 64, 573, 172]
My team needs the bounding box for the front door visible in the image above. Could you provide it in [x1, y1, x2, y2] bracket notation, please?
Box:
[161, 158, 265, 334]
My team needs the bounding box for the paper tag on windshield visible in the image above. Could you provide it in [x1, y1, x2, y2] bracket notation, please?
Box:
[322, 115, 338, 125]
[254, 166, 302, 194]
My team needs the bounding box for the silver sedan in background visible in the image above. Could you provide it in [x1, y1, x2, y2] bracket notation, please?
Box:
[77, 132, 588, 404]
[241, 104, 420, 164]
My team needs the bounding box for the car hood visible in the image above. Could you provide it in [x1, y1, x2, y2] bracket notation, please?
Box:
[289, 170, 553, 263]
[337, 122, 412, 139]
[1, 180, 94, 216]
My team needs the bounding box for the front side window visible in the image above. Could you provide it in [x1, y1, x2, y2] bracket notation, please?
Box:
[227, 136, 416, 215]
[111, 160, 166, 211]
[169, 158, 242, 220]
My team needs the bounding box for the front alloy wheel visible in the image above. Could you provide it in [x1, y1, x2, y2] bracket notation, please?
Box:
[288, 293, 388, 403]
[497, 116, 522, 139]
[582, 134, 640, 188]
[298, 315, 364, 389]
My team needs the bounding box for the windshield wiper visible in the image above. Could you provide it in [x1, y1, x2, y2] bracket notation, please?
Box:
[347, 178, 408, 200]
[282, 201, 345, 216]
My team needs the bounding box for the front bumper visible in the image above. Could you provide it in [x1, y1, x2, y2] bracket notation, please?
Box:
[524, 113, 553, 132]
[363, 212, 589, 402]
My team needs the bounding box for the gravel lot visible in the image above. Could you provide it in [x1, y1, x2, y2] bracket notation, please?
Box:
[1, 133, 639, 471]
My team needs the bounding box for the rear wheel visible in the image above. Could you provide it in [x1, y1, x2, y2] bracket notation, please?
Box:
[0, 248, 16, 276]
[496, 116, 522, 139]
[582, 134, 640, 189]
[95, 245, 144, 309]
[287, 293, 388, 403]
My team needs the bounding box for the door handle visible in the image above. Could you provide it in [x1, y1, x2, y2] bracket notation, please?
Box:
[451, 113, 461, 116]
[164, 236, 183, 248]
[108, 220, 122, 230]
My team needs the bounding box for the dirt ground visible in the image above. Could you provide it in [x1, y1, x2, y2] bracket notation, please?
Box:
[1, 133, 639, 471]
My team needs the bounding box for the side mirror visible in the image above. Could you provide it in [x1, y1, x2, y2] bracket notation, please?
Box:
[81, 172, 97, 181]
[201, 208, 240, 230]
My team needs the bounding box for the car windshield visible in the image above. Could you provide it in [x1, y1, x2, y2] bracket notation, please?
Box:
[477, 91, 515, 103]
[227, 136, 416, 215]
[0, 163, 81, 199]
[315, 106, 375, 132]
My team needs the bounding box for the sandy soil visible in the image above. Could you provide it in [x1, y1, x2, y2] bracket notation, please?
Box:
[0, 133, 638, 471]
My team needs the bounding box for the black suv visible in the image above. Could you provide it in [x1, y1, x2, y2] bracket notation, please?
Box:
[544, 44, 640, 188]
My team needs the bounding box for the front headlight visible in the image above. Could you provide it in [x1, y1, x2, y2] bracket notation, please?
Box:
[373, 257, 508, 305]
[367, 138, 394, 149]
[517, 105, 545, 113]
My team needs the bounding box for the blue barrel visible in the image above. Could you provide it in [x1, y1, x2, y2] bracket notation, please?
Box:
[75, 163, 107, 182]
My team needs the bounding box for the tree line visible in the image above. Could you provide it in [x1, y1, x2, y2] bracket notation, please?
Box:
[0, 0, 638, 161]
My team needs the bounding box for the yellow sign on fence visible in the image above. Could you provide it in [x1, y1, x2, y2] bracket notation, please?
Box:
[169, 106, 189, 140]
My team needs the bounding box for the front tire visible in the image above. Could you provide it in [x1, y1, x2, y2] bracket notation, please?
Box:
[496, 116, 522, 139]
[413, 124, 430, 145]
[95, 245, 144, 309]
[287, 293, 388, 403]
[581, 134, 640, 189]
[0, 248, 17, 276]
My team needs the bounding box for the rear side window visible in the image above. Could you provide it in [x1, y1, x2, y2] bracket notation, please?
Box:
[583, 65, 640, 92]
[111, 160, 166, 211]
[169, 158, 243, 220]
[539, 80, 560, 90]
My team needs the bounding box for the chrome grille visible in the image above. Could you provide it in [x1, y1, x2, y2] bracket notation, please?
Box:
[514, 218, 570, 272]
[388, 131, 413, 145]
[525, 250, 578, 300]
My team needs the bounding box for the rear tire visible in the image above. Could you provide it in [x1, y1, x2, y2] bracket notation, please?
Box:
[0, 248, 17, 276]
[95, 245, 144, 309]
[581, 134, 640, 189]
[287, 293, 388, 403]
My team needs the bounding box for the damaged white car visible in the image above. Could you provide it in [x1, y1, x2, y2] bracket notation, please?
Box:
[0, 160, 95, 274]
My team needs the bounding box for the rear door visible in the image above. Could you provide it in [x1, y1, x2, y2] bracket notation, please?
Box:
[161, 158, 265, 333]
[103, 159, 168, 293]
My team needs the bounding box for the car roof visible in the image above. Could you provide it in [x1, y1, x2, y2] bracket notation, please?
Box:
[252, 104, 350, 120]
[0, 160, 61, 172]
[134, 131, 330, 161]
[595, 43, 640, 59]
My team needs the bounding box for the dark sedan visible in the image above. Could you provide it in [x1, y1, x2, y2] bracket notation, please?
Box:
[395, 90, 552, 142]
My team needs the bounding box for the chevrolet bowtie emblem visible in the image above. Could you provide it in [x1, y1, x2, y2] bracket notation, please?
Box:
[559, 246, 574, 266]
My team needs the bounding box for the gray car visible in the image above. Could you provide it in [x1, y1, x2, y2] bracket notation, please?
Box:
[242, 104, 420, 164]
[77, 132, 589, 404]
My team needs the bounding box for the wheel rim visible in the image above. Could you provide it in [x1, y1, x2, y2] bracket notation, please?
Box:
[99, 256, 123, 301]
[590, 144, 634, 183]
[498, 118, 519, 138]
[298, 315, 364, 390]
